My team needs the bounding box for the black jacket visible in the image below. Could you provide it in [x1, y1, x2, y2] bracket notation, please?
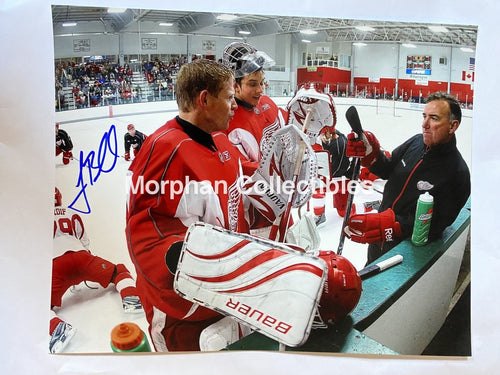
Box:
[124, 130, 147, 153]
[55, 129, 73, 152]
[371, 133, 470, 244]
[321, 129, 355, 178]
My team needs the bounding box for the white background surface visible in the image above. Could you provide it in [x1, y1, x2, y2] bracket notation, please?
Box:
[1, 0, 498, 374]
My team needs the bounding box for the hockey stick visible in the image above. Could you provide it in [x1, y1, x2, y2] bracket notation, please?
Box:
[337, 106, 363, 255]
[358, 254, 403, 280]
[268, 107, 314, 242]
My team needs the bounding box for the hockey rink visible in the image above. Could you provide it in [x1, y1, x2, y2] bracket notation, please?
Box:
[53, 97, 472, 353]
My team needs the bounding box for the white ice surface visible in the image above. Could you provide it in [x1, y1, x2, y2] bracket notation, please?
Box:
[53, 97, 472, 353]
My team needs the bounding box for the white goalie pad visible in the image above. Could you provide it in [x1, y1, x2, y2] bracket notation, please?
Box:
[174, 222, 327, 347]
[286, 85, 337, 145]
[241, 125, 317, 221]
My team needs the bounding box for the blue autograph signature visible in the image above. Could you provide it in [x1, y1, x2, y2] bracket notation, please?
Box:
[68, 124, 119, 214]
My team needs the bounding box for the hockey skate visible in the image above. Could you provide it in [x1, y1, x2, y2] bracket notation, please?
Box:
[49, 321, 76, 353]
[122, 295, 143, 313]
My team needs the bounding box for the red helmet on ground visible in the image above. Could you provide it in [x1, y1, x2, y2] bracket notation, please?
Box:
[55, 187, 62, 207]
[314, 250, 362, 325]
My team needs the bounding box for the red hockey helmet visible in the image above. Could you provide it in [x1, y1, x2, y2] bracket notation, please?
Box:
[315, 250, 362, 324]
[55, 187, 62, 207]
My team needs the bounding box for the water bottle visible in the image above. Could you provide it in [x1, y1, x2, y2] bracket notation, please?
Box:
[411, 192, 434, 246]
[110, 322, 151, 352]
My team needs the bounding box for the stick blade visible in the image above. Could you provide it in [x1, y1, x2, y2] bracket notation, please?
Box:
[345, 106, 363, 136]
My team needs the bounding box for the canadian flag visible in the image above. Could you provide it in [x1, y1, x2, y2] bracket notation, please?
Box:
[462, 70, 475, 82]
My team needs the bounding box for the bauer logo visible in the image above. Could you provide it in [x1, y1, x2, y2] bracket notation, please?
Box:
[226, 298, 292, 335]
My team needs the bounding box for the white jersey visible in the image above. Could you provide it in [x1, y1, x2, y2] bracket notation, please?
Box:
[53, 206, 90, 258]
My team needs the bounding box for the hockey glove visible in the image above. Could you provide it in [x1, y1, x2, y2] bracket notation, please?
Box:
[346, 131, 380, 167]
[344, 208, 402, 244]
[62, 151, 73, 165]
[124, 151, 130, 161]
[331, 179, 352, 217]
[358, 167, 379, 182]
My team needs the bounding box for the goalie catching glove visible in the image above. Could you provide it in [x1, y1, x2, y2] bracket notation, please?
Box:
[286, 84, 337, 145]
[241, 124, 317, 222]
[344, 208, 402, 244]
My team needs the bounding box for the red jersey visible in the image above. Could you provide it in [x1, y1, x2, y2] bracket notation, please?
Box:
[126, 117, 249, 321]
[226, 95, 284, 162]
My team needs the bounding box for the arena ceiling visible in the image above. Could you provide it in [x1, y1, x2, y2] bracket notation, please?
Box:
[52, 6, 477, 48]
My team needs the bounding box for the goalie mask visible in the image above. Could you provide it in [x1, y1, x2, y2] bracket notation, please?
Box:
[222, 42, 275, 79]
[312, 250, 362, 325]
[286, 84, 337, 145]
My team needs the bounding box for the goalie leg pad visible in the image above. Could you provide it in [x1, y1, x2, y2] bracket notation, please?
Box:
[174, 222, 327, 347]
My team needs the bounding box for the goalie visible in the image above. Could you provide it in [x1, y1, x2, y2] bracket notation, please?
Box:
[222, 41, 286, 165]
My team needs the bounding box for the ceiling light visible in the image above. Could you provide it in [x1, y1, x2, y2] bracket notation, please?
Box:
[460, 47, 474, 52]
[353, 42, 367, 46]
[300, 29, 318, 35]
[402, 43, 417, 48]
[62, 22, 77, 27]
[302, 39, 311, 43]
[107, 8, 127, 13]
[428, 25, 449, 32]
[355, 26, 375, 32]
[217, 14, 238, 21]
[238, 30, 251, 35]
[159, 22, 173, 27]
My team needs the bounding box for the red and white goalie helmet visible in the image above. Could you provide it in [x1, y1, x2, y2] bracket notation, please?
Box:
[286, 84, 337, 145]
[313, 250, 362, 325]
[55, 187, 62, 207]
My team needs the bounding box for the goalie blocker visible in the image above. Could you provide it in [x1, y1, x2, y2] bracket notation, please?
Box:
[172, 222, 362, 348]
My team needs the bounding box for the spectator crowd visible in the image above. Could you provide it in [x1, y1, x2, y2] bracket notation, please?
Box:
[55, 57, 186, 111]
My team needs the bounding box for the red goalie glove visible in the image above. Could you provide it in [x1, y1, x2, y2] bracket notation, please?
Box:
[346, 131, 380, 167]
[344, 209, 402, 244]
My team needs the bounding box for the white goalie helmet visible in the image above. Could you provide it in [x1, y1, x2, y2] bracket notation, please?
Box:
[222, 42, 275, 78]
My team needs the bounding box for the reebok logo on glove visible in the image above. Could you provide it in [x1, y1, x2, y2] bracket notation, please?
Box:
[344, 209, 402, 244]
[384, 228, 394, 242]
